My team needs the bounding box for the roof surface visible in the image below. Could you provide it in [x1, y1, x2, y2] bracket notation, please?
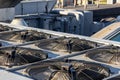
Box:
[91, 22, 120, 39]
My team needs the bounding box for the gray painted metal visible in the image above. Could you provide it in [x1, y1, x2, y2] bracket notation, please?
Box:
[15, 0, 57, 15]
[0, 0, 22, 8]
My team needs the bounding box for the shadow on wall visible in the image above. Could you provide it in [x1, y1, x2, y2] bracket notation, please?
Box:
[0, 0, 22, 8]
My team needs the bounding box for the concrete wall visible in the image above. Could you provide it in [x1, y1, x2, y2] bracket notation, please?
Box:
[0, 8, 15, 21]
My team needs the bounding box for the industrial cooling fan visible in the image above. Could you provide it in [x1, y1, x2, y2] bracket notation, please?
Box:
[35, 37, 101, 53]
[0, 46, 48, 67]
[86, 46, 120, 65]
[26, 59, 110, 80]
[0, 30, 54, 43]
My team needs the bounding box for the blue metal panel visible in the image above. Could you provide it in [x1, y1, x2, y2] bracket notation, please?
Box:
[22, 2, 38, 15]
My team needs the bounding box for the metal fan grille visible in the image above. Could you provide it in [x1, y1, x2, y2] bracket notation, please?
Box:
[26, 60, 110, 80]
[0, 47, 48, 67]
[0, 30, 53, 43]
[86, 46, 120, 65]
[36, 37, 100, 53]
[0, 25, 15, 32]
